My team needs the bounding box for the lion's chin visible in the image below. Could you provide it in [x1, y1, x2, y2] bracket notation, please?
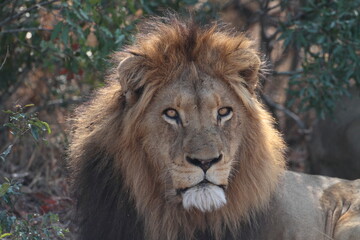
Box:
[181, 184, 226, 212]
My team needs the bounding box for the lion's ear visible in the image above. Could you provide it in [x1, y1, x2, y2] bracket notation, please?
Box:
[237, 52, 261, 95]
[117, 55, 146, 105]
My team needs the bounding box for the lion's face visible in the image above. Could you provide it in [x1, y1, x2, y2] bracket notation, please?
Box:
[139, 65, 244, 212]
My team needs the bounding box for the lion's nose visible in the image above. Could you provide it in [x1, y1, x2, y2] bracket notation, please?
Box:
[186, 154, 223, 172]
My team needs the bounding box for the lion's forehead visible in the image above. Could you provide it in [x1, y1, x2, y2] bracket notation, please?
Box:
[156, 69, 237, 114]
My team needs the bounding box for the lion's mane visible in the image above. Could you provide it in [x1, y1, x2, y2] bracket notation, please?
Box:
[69, 15, 285, 240]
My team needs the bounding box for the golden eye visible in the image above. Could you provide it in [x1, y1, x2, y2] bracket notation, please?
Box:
[218, 107, 232, 117]
[163, 108, 179, 119]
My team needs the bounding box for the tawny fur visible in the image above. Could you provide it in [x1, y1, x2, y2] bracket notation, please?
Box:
[69, 16, 286, 240]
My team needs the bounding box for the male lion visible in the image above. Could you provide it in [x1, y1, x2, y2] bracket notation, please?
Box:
[69, 16, 360, 240]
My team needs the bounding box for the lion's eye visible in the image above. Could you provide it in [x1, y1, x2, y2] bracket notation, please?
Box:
[164, 108, 178, 118]
[163, 108, 181, 125]
[217, 107, 233, 123]
[218, 107, 232, 117]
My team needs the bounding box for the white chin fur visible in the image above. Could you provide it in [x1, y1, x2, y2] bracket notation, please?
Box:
[182, 184, 226, 212]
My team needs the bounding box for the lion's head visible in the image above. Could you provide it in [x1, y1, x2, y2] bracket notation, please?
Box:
[70, 16, 286, 240]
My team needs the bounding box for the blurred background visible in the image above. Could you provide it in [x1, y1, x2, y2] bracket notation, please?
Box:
[0, 0, 359, 239]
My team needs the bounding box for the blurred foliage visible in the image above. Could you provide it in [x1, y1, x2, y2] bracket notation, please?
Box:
[0, 178, 68, 240]
[2, 104, 51, 143]
[1, 0, 358, 117]
[1, 104, 52, 163]
[0, 209, 68, 240]
[0, 105, 68, 239]
[0, 0, 218, 93]
[279, 0, 360, 117]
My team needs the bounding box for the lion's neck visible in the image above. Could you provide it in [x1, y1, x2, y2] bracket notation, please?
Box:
[133, 185, 270, 240]
[136, 200, 268, 240]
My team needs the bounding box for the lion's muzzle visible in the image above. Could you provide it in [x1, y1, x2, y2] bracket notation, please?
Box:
[178, 152, 228, 212]
[185, 154, 223, 172]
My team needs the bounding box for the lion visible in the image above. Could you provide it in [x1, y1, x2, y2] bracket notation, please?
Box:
[69, 16, 360, 240]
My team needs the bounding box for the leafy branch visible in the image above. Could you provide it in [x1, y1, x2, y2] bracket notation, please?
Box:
[0, 0, 60, 27]
[0, 104, 68, 239]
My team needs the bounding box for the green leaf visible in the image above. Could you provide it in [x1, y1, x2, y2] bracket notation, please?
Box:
[40, 121, 51, 134]
[0, 233, 12, 239]
[24, 104, 35, 108]
[73, 0, 81, 6]
[115, 35, 125, 45]
[78, 9, 90, 21]
[99, 26, 113, 38]
[0, 183, 10, 197]
[29, 120, 42, 129]
[2, 110, 14, 114]
[126, 0, 136, 13]
[51, 22, 63, 41]
[0, 144, 13, 162]
[61, 25, 70, 46]
[30, 125, 40, 141]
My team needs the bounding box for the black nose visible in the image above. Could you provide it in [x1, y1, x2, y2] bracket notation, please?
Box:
[186, 154, 223, 172]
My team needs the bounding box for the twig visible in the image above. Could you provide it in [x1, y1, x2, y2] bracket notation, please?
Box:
[266, 3, 281, 12]
[0, 0, 13, 8]
[261, 0, 271, 12]
[29, 97, 85, 113]
[0, 136, 19, 156]
[0, 0, 60, 27]
[267, 29, 280, 41]
[0, 46, 9, 70]
[9, 0, 19, 22]
[0, 27, 51, 34]
[0, 68, 30, 104]
[261, 94, 308, 132]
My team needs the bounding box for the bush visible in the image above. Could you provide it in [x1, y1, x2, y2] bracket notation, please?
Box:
[0, 105, 68, 239]
[280, 0, 360, 117]
[0, 0, 217, 93]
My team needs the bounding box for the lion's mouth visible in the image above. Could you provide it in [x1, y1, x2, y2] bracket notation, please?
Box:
[177, 179, 227, 212]
[176, 179, 225, 195]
